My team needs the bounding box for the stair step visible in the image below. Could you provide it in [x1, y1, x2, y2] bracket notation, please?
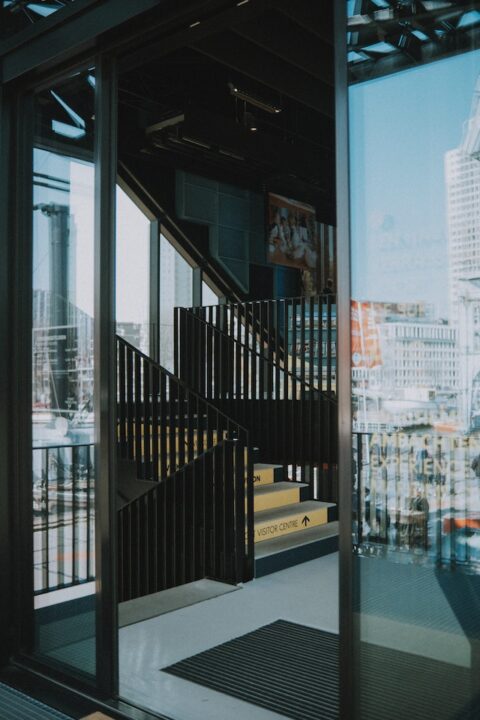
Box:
[255, 521, 339, 577]
[253, 463, 283, 487]
[253, 481, 308, 512]
[253, 500, 335, 543]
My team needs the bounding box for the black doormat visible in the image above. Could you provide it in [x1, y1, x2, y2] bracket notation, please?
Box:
[0, 682, 72, 720]
[163, 619, 339, 720]
[163, 619, 476, 720]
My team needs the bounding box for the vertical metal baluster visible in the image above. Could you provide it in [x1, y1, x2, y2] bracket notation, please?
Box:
[160, 372, 167, 480]
[236, 304, 242, 401]
[283, 299, 289, 465]
[178, 381, 186, 471]
[134, 352, 142, 478]
[174, 306, 179, 378]
[234, 437, 246, 584]
[43, 448, 49, 592]
[118, 340, 126, 457]
[309, 296, 316, 494]
[326, 295, 333, 499]
[151, 365, 159, 483]
[291, 298, 298, 467]
[206, 305, 213, 399]
[86, 447, 92, 580]
[152, 485, 158, 592]
[258, 301, 265, 403]
[143, 356, 151, 480]
[126, 348, 134, 460]
[187, 391, 194, 464]
[168, 376, 176, 476]
[71, 446, 77, 586]
[273, 299, 280, 460]
[300, 297, 306, 467]
[242, 303, 248, 408]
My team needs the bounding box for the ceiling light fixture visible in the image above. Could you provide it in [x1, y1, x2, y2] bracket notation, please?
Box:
[244, 111, 258, 132]
[228, 82, 281, 114]
[189, 19, 201, 28]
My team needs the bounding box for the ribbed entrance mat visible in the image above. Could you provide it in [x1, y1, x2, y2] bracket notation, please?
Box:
[163, 619, 339, 720]
[0, 682, 72, 720]
[163, 619, 476, 720]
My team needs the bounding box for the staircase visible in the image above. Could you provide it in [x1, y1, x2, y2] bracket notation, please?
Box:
[115, 293, 338, 603]
[251, 463, 338, 577]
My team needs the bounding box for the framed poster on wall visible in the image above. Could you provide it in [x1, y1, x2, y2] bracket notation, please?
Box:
[266, 192, 319, 271]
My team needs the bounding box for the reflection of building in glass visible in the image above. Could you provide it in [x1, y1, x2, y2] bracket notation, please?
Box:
[381, 321, 457, 393]
[457, 278, 480, 430]
[32, 289, 94, 421]
[352, 303, 458, 431]
[116, 322, 149, 353]
[446, 110, 480, 317]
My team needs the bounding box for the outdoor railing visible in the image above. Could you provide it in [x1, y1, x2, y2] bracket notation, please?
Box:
[33, 443, 95, 595]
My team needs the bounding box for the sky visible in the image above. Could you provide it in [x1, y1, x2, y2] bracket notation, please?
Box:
[349, 48, 480, 319]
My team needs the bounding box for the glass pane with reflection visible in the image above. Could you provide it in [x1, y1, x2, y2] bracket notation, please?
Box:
[116, 186, 151, 355]
[32, 69, 96, 679]
[349, 2, 480, 716]
[159, 234, 193, 371]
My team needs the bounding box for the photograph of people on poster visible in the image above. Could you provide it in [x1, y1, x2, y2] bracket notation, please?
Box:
[267, 192, 319, 271]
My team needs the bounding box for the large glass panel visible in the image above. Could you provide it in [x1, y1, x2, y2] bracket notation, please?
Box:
[116, 186, 150, 355]
[201, 279, 219, 307]
[32, 69, 96, 678]
[159, 233, 193, 371]
[349, 2, 480, 717]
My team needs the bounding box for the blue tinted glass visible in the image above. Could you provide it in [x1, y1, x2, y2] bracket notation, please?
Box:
[349, 2, 480, 717]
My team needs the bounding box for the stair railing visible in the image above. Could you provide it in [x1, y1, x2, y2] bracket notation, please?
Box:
[174, 295, 337, 502]
[116, 335, 254, 599]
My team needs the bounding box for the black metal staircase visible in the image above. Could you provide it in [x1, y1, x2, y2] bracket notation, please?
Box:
[116, 294, 338, 600]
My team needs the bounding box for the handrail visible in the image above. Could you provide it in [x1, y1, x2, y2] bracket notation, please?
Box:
[181, 305, 336, 404]
[117, 334, 248, 434]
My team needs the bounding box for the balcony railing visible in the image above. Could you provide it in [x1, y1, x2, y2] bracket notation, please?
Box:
[33, 443, 95, 595]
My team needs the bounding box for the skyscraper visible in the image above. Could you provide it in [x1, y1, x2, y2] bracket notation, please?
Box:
[445, 147, 480, 318]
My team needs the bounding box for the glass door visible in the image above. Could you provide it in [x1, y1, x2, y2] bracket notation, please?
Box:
[347, 2, 480, 718]
[30, 67, 99, 681]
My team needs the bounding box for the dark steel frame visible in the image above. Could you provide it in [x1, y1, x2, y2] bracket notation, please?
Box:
[94, 51, 119, 698]
[0, 75, 14, 668]
[334, 2, 355, 719]
[0, 1, 353, 719]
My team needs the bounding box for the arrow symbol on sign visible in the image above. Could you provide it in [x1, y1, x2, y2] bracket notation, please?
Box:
[302, 515, 310, 527]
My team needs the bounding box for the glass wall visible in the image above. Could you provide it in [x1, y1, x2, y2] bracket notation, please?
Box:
[116, 186, 150, 355]
[201, 279, 219, 307]
[348, 2, 480, 717]
[32, 69, 97, 678]
[159, 233, 193, 371]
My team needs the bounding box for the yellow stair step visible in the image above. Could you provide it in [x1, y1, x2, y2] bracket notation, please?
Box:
[253, 463, 283, 487]
[252, 500, 335, 543]
[253, 481, 307, 512]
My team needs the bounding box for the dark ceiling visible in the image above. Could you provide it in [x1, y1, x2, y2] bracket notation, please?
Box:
[117, 0, 336, 223]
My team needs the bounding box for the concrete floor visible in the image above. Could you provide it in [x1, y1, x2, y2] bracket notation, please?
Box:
[119, 553, 339, 720]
